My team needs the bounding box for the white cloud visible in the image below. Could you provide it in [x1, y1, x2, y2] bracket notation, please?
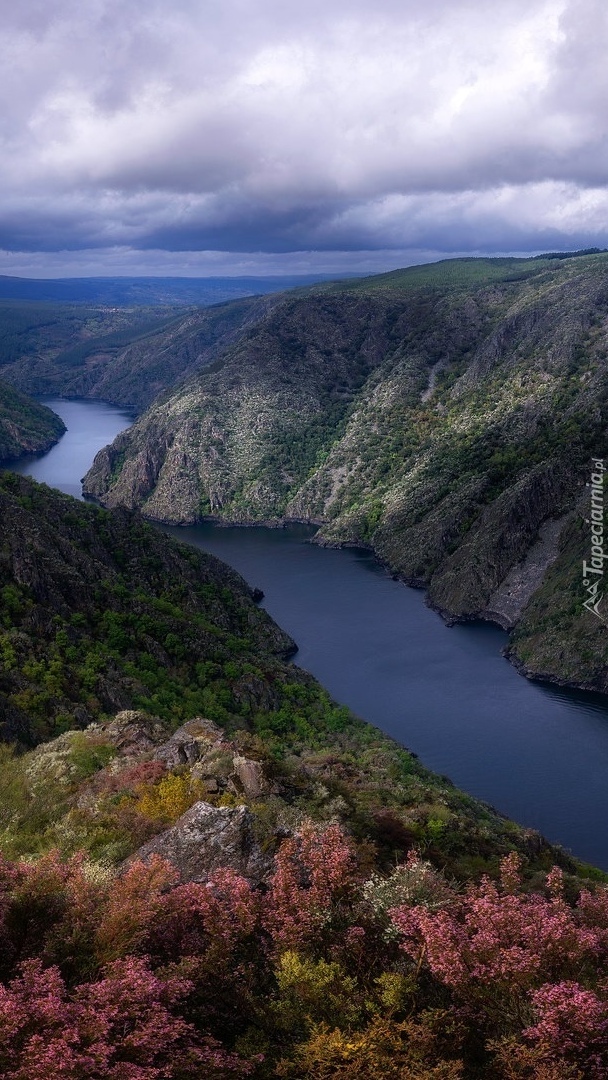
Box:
[1, 0, 608, 272]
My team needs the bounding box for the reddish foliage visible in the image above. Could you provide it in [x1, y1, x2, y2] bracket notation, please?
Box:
[390, 854, 601, 1007]
[521, 981, 608, 1077]
[2, 833, 608, 1075]
[0, 956, 252, 1078]
[87, 760, 167, 798]
[264, 822, 356, 949]
[94, 856, 179, 965]
[4, 852, 105, 983]
[151, 868, 259, 965]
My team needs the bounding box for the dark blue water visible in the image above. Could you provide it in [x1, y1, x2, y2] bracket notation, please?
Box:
[7, 397, 135, 499]
[10, 399, 608, 868]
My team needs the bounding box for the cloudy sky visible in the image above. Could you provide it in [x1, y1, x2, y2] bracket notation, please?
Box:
[1, 0, 607, 277]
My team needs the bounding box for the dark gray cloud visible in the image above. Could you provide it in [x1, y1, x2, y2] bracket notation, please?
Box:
[1, 0, 608, 274]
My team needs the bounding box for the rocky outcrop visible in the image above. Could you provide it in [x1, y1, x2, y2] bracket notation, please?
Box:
[93, 710, 168, 758]
[0, 379, 65, 463]
[426, 461, 579, 620]
[231, 755, 269, 799]
[129, 801, 273, 885]
[506, 512, 608, 695]
[153, 717, 224, 769]
[483, 514, 572, 629]
[153, 718, 279, 800]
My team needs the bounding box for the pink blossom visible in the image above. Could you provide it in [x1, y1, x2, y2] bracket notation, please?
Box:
[390, 855, 604, 996]
[0, 956, 253, 1078]
[525, 980, 608, 1077]
[264, 822, 356, 950]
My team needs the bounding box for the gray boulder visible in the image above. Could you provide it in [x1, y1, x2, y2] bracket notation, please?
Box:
[153, 717, 227, 769]
[231, 754, 272, 799]
[129, 800, 272, 885]
[96, 710, 167, 756]
[154, 718, 277, 800]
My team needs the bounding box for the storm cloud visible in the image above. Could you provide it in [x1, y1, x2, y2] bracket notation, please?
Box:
[2, 0, 608, 274]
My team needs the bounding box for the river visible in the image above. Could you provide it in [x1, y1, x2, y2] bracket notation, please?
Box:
[9, 397, 608, 869]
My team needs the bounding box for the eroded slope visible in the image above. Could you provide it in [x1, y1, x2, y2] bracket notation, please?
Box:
[83, 253, 608, 690]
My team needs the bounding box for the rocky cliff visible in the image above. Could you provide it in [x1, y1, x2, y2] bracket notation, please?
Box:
[83, 253, 608, 693]
[0, 379, 65, 462]
[0, 703, 579, 881]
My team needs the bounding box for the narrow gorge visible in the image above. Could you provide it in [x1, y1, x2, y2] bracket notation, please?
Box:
[81, 253, 608, 696]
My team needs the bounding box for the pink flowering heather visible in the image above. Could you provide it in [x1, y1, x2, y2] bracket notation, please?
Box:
[150, 868, 259, 965]
[390, 854, 607, 1029]
[264, 822, 356, 950]
[524, 980, 608, 1077]
[95, 856, 179, 964]
[0, 956, 252, 1079]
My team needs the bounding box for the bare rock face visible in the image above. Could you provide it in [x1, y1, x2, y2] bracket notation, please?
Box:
[153, 717, 279, 799]
[153, 717, 226, 770]
[130, 801, 272, 885]
[231, 755, 270, 799]
[483, 513, 571, 629]
[94, 710, 168, 757]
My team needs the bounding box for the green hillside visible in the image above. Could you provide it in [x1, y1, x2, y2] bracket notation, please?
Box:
[0, 471, 570, 888]
[0, 379, 65, 462]
[82, 252, 608, 694]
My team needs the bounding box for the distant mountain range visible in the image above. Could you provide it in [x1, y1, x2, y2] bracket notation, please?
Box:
[0, 273, 353, 306]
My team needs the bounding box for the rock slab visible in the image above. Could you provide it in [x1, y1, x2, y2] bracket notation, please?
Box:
[130, 800, 272, 885]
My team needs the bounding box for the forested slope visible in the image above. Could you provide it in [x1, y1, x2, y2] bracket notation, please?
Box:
[83, 253, 608, 692]
[0, 379, 65, 462]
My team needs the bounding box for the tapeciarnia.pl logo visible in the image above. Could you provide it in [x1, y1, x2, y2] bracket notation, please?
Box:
[582, 458, 607, 622]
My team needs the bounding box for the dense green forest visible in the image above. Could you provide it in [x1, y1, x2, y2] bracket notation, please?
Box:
[0, 379, 65, 462]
